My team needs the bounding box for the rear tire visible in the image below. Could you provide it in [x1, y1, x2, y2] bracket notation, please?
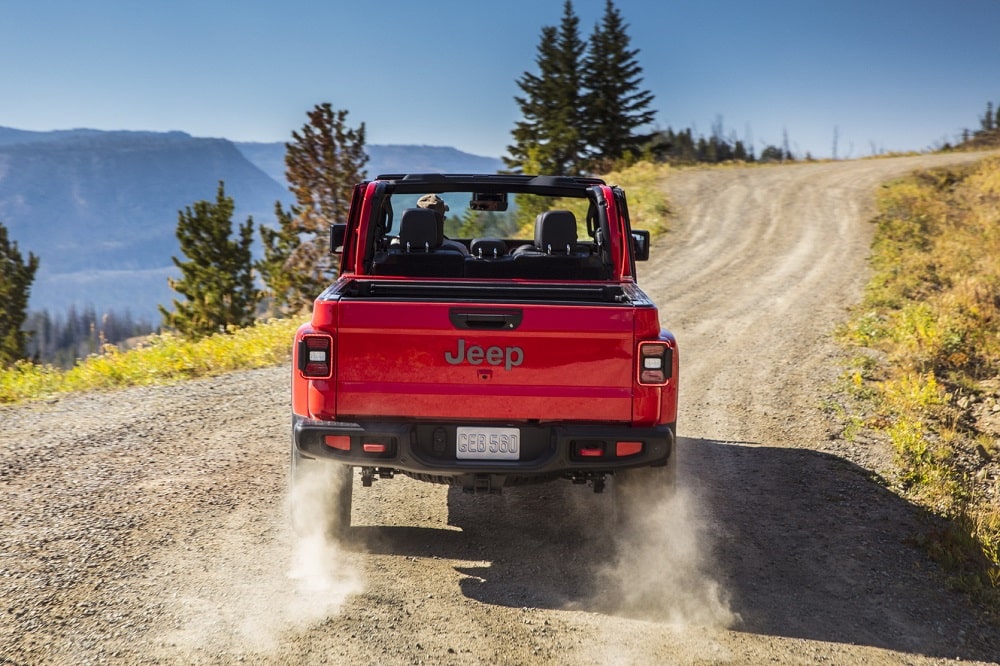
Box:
[289, 441, 353, 538]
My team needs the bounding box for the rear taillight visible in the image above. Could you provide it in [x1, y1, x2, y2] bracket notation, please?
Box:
[298, 334, 333, 379]
[638, 341, 672, 385]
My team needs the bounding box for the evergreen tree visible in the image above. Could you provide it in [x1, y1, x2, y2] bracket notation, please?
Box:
[760, 144, 793, 163]
[580, 0, 656, 170]
[505, 2, 587, 176]
[0, 221, 39, 366]
[645, 125, 756, 165]
[456, 209, 518, 240]
[160, 182, 260, 339]
[257, 202, 311, 317]
[267, 102, 368, 314]
[733, 140, 749, 161]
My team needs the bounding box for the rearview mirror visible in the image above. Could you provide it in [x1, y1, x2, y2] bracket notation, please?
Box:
[631, 229, 650, 261]
[470, 192, 508, 212]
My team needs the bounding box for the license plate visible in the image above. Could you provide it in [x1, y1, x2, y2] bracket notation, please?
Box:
[456, 427, 520, 460]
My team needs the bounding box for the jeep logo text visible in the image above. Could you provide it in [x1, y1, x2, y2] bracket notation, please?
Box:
[445, 338, 524, 371]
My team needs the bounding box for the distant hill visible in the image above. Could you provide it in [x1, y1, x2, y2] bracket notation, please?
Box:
[0, 127, 502, 320]
[0, 131, 290, 273]
[234, 142, 503, 186]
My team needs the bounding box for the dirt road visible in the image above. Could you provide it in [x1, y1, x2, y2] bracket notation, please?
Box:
[2, 153, 998, 665]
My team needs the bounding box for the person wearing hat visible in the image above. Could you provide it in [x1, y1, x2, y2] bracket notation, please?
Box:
[417, 194, 469, 255]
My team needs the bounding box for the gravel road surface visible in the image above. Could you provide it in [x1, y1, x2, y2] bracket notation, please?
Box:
[2, 152, 998, 664]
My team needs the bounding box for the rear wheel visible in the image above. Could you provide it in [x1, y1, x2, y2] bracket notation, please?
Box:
[289, 441, 353, 538]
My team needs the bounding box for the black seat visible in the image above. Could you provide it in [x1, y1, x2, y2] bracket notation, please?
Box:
[510, 210, 607, 280]
[469, 238, 507, 258]
[513, 210, 578, 256]
[465, 238, 514, 278]
[396, 208, 445, 252]
[373, 208, 465, 277]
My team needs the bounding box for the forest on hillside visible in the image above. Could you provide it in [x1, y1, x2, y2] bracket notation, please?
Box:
[23, 308, 155, 368]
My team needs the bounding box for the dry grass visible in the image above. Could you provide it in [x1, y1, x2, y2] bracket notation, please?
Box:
[0, 317, 303, 404]
[840, 156, 1000, 606]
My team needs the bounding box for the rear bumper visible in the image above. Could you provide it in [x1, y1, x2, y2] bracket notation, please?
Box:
[293, 416, 674, 483]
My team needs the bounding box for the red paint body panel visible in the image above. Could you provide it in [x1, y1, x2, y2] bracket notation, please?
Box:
[332, 300, 634, 421]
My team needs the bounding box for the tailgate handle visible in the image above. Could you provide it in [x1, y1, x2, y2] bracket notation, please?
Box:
[449, 309, 523, 330]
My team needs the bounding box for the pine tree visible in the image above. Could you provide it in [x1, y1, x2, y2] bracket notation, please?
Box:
[580, 0, 656, 170]
[266, 103, 368, 314]
[506, 1, 655, 175]
[0, 221, 39, 366]
[733, 140, 749, 162]
[257, 201, 314, 317]
[160, 182, 260, 339]
[505, 2, 587, 176]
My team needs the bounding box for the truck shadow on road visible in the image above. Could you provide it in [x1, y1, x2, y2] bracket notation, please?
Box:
[675, 437, 996, 660]
[352, 437, 996, 661]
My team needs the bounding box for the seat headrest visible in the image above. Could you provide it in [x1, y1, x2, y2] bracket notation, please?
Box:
[470, 238, 507, 258]
[397, 208, 442, 251]
[535, 210, 577, 254]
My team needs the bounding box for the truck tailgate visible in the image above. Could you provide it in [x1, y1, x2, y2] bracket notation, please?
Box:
[335, 299, 634, 422]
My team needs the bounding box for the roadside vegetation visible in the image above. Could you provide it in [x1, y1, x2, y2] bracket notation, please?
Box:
[952, 100, 1000, 152]
[838, 156, 1000, 609]
[602, 160, 672, 235]
[0, 317, 301, 404]
[512, 160, 673, 239]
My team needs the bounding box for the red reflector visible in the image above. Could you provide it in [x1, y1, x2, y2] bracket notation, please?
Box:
[363, 443, 386, 454]
[305, 362, 331, 376]
[616, 441, 643, 457]
[579, 446, 604, 458]
[324, 435, 351, 451]
[640, 369, 666, 384]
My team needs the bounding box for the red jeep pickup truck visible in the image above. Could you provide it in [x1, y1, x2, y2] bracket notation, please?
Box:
[290, 173, 677, 533]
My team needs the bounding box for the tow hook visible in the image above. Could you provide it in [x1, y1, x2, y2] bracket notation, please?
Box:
[361, 467, 376, 487]
[361, 467, 395, 487]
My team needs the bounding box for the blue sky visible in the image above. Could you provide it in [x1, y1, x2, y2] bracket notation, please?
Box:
[2, 0, 998, 159]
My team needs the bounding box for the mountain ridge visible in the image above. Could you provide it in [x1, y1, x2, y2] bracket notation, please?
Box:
[0, 126, 503, 320]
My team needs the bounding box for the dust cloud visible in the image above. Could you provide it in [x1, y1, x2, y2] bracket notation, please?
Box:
[285, 463, 364, 627]
[597, 473, 736, 629]
[155, 465, 362, 659]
